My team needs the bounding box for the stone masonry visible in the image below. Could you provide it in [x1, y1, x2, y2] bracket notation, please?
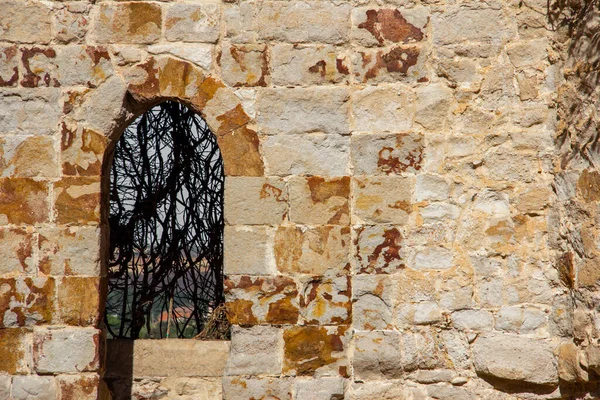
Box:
[0, 0, 599, 399]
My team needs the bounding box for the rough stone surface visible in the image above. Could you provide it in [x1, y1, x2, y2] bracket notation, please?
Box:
[225, 326, 283, 376]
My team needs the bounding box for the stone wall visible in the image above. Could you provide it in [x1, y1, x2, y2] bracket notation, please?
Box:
[0, 0, 598, 399]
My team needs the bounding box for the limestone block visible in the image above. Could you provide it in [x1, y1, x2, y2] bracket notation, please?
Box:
[0, 277, 56, 327]
[440, 330, 471, 370]
[401, 328, 447, 371]
[414, 174, 450, 202]
[53, 3, 90, 44]
[0, 227, 34, 275]
[274, 225, 350, 275]
[427, 385, 476, 400]
[294, 377, 346, 400]
[225, 325, 283, 376]
[58, 277, 100, 326]
[0, 1, 52, 44]
[159, 377, 222, 400]
[54, 46, 113, 88]
[0, 328, 31, 374]
[414, 83, 455, 132]
[12, 376, 56, 400]
[352, 7, 428, 47]
[271, 44, 350, 86]
[53, 177, 101, 225]
[299, 275, 351, 325]
[495, 306, 547, 334]
[353, 176, 413, 224]
[350, 381, 423, 400]
[396, 301, 442, 327]
[223, 377, 291, 400]
[516, 186, 552, 214]
[351, 133, 424, 176]
[418, 203, 460, 224]
[0, 90, 61, 135]
[587, 345, 600, 374]
[558, 342, 588, 382]
[483, 149, 539, 183]
[0, 136, 58, 178]
[353, 275, 395, 330]
[507, 39, 548, 69]
[472, 334, 558, 385]
[33, 327, 100, 374]
[283, 325, 349, 377]
[262, 134, 350, 176]
[220, 43, 268, 87]
[224, 177, 287, 225]
[352, 86, 414, 132]
[517, 72, 539, 101]
[19, 47, 59, 88]
[0, 376, 8, 400]
[60, 123, 106, 177]
[451, 310, 494, 332]
[352, 45, 427, 84]
[57, 374, 98, 400]
[431, 6, 515, 46]
[75, 76, 128, 136]
[148, 44, 213, 71]
[254, 2, 351, 44]
[165, 3, 220, 43]
[289, 176, 350, 225]
[223, 4, 258, 44]
[0, 46, 19, 87]
[355, 225, 405, 274]
[353, 331, 402, 379]
[91, 3, 162, 44]
[474, 279, 503, 308]
[225, 276, 299, 325]
[224, 226, 273, 275]
[258, 88, 349, 135]
[38, 227, 100, 276]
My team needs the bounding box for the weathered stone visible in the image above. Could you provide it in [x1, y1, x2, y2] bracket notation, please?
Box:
[74, 76, 128, 136]
[294, 377, 346, 400]
[218, 126, 265, 177]
[401, 328, 447, 372]
[0, 46, 19, 87]
[409, 369, 455, 384]
[158, 377, 222, 400]
[147, 44, 213, 71]
[223, 377, 291, 400]
[0, 227, 34, 275]
[224, 226, 273, 275]
[53, 177, 101, 225]
[350, 381, 423, 400]
[225, 325, 282, 376]
[262, 134, 350, 176]
[223, 3, 258, 44]
[352, 46, 427, 84]
[12, 375, 56, 400]
[289, 176, 350, 225]
[258, 88, 349, 135]
[353, 177, 413, 224]
[225, 276, 299, 325]
[0, 136, 58, 178]
[33, 328, 100, 374]
[38, 227, 100, 276]
[507, 39, 548, 69]
[351, 133, 424, 176]
[396, 301, 442, 327]
[558, 342, 588, 383]
[451, 310, 494, 332]
[220, 43, 268, 87]
[53, 4, 90, 44]
[353, 331, 402, 379]
[0, 90, 61, 136]
[352, 7, 428, 47]
[271, 44, 350, 86]
[60, 123, 106, 177]
[274, 225, 350, 275]
[254, 2, 351, 44]
[91, 3, 162, 44]
[283, 325, 348, 376]
[355, 225, 405, 274]
[0, 277, 56, 327]
[472, 334, 558, 385]
[353, 275, 395, 330]
[414, 83, 455, 131]
[0, 1, 52, 44]
[495, 306, 547, 334]
[0, 328, 30, 374]
[54, 46, 113, 88]
[299, 275, 351, 325]
[0, 376, 8, 400]
[352, 86, 415, 132]
[58, 277, 99, 326]
[57, 374, 98, 400]
[165, 4, 220, 43]
[224, 177, 287, 225]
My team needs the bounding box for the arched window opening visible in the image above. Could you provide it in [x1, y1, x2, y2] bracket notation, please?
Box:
[105, 101, 225, 339]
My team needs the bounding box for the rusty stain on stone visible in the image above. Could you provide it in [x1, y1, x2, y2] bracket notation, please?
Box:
[217, 126, 264, 177]
[358, 9, 424, 45]
[0, 328, 26, 374]
[306, 176, 350, 204]
[336, 58, 350, 75]
[126, 3, 162, 36]
[377, 134, 424, 174]
[59, 375, 98, 400]
[0, 178, 49, 224]
[362, 47, 420, 82]
[54, 177, 101, 225]
[308, 60, 327, 77]
[58, 277, 100, 326]
[20, 47, 59, 87]
[578, 169, 600, 201]
[128, 58, 160, 101]
[0, 277, 56, 327]
[260, 183, 286, 202]
[216, 104, 251, 135]
[363, 228, 404, 274]
[0, 46, 18, 87]
[283, 325, 346, 375]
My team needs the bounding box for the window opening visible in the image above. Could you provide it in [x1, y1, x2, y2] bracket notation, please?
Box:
[105, 101, 224, 339]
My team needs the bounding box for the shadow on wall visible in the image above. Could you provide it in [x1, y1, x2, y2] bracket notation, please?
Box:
[548, 0, 600, 166]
